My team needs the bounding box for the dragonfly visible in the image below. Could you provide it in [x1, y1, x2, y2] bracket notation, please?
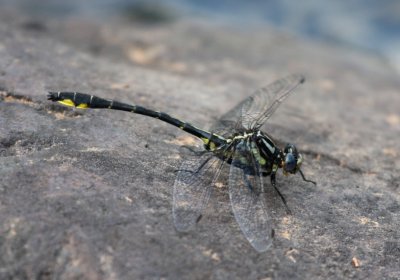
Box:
[48, 74, 316, 252]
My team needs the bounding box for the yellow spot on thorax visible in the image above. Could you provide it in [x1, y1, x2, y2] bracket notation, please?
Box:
[250, 141, 266, 165]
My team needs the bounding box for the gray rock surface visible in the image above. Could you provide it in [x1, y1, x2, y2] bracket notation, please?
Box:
[0, 8, 399, 280]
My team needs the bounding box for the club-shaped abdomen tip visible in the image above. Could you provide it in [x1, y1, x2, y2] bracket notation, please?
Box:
[47, 92, 59, 101]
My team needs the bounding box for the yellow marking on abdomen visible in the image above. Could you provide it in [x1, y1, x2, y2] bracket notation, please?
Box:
[209, 142, 217, 151]
[76, 103, 88, 108]
[58, 99, 76, 107]
[201, 138, 210, 145]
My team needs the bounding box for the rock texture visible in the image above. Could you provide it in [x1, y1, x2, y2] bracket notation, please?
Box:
[0, 7, 399, 280]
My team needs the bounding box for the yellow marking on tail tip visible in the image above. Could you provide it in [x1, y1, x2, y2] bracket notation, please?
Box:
[58, 99, 76, 107]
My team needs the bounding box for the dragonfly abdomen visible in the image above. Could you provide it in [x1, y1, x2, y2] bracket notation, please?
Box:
[48, 91, 227, 148]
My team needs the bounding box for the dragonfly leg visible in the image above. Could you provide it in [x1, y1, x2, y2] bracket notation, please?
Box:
[271, 173, 292, 215]
[299, 169, 317, 185]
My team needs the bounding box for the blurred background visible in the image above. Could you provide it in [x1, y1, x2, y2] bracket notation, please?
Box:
[1, 0, 400, 73]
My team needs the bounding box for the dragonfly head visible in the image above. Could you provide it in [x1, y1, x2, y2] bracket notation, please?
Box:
[283, 143, 303, 174]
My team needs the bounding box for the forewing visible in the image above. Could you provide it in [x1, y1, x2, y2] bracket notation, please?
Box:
[209, 119, 240, 138]
[209, 91, 258, 136]
[209, 74, 304, 135]
[173, 152, 224, 232]
[242, 74, 305, 130]
[228, 140, 272, 252]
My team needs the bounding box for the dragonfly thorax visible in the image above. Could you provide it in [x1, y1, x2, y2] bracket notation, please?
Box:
[221, 131, 283, 174]
[252, 131, 283, 172]
[254, 131, 279, 158]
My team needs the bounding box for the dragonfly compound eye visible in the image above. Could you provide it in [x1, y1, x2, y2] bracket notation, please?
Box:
[284, 153, 297, 173]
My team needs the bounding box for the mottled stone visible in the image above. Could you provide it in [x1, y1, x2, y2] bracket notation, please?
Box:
[0, 8, 399, 280]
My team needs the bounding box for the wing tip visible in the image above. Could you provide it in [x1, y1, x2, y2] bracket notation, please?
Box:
[286, 74, 306, 85]
[254, 242, 273, 253]
[292, 74, 305, 84]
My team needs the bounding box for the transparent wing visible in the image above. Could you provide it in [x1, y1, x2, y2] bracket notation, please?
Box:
[173, 152, 225, 232]
[228, 140, 272, 252]
[209, 119, 240, 138]
[242, 74, 305, 130]
[210, 74, 305, 135]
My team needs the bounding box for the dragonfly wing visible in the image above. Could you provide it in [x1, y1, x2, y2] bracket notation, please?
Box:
[228, 140, 273, 252]
[209, 119, 240, 138]
[210, 74, 304, 135]
[173, 152, 224, 232]
[209, 92, 258, 136]
[243, 74, 305, 130]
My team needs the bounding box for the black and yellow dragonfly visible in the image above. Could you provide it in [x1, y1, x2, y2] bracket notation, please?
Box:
[48, 74, 315, 252]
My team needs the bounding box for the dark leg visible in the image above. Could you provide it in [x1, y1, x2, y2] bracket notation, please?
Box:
[271, 173, 292, 215]
[299, 169, 317, 185]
